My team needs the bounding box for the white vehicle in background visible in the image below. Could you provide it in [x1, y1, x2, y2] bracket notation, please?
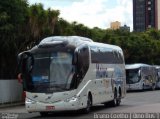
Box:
[18, 36, 126, 116]
[155, 66, 160, 89]
[126, 63, 157, 91]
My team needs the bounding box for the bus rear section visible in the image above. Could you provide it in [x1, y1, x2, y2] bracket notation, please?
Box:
[126, 64, 157, 91]
[17, 36, 126, 115]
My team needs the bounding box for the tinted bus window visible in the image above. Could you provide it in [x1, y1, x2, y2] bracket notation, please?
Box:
[90, 46, 123, 64]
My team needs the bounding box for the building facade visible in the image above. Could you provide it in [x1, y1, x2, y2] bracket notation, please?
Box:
[133, 0, 160, 32]
[110, 21, 121, 30]
[158, 0, 160, 29]
[120, 25, 130, 32]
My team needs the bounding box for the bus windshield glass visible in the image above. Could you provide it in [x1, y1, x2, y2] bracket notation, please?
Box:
[28, 52, 74, 93]
[126, 68, 140, 84]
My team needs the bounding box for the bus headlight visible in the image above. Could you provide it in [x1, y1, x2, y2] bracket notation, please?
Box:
[65, 96, 78, 102]
[25, 98, 36, 104]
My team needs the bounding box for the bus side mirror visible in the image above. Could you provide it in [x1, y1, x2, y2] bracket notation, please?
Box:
[138, 70, 141, 77]
[17, 73, 23, 84]
[18, 52, 34, 73]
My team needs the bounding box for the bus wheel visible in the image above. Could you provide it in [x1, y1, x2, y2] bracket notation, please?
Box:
[104, 89, 121, 107]
[110, 90, 118, 107]
[152, 84, 156, 90]
[40, 112, 48, 117]
[83, 94, 92, 113]
[116, 89, 121, 106]
[142, 84, 145, 91]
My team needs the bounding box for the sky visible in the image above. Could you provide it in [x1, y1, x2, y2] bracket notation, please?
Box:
[28, 0, 133, 30]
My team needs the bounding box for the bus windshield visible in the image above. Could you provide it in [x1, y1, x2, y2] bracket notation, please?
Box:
[126, 68, 140, 84]
[27, 52, 75, 93]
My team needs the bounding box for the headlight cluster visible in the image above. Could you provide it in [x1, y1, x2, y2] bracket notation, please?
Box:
[25, 98, 36, 104]
[65, 95, 78, 102]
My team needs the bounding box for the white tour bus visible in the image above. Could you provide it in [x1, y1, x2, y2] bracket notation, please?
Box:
[126, 63, 157, 91]
[155, 66, 160, 89]
[18, 36, 126, 116]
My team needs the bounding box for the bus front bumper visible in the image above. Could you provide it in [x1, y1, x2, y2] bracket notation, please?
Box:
[126, 83, 142, 91]
[25, 97, 80, 112]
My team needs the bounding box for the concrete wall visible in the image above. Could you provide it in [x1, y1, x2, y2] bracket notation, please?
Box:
[0, 80, 23, 104]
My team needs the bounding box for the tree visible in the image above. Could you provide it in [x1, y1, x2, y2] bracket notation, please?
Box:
[1, 0, 160, 79]
[0, 0, 28, 78]
[146, 28, 160, 40]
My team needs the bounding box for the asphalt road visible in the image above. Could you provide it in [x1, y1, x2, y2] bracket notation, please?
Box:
[0, 90, 160, 119]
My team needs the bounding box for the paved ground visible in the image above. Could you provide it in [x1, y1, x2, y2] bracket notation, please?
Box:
[0, 90, 160, 119]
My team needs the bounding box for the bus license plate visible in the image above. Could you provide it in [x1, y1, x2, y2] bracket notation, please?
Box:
[46, 106, 55, 110]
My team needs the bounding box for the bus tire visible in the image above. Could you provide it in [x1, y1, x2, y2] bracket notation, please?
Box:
[40, 112, 48, 117]
[83, 94, 92, 113]
[152, 83, 156, 90]
[116, 88, 121, 106]
[110, 89, 118, 107]
[142, 84, 145, 91]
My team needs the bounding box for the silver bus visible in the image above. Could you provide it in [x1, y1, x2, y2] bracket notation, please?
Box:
[18, 36, 126, 116]
[126, 63, 157, 91]
[155, 66, 160, 89]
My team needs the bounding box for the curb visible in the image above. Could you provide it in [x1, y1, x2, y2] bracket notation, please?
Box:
[0, 102, 24, 108]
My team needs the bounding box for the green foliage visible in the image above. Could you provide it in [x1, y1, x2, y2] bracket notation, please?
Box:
[0, 0, 160, 78]
[0, 0, 29, 78]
